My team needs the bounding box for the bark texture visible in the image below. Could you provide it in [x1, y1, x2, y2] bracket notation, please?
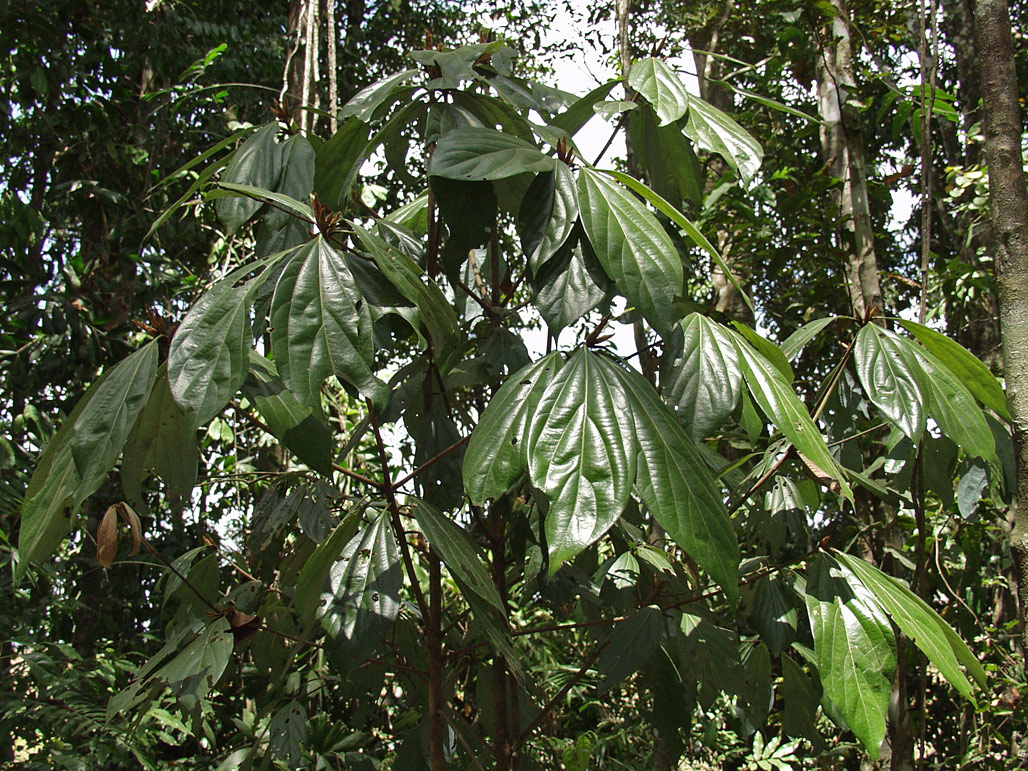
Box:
[814, 0, 884, 319]
[974, 0, 1028, 653]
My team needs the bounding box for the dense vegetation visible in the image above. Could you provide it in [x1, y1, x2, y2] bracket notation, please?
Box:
[3, 0, 1027, 769]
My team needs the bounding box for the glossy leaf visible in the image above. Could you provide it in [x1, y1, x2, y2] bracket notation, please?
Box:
[899, 319, 1010, 420]
[210, 181, 314, 225]
[854, 324, 926, 442]
[805, 554, 896, 757]
[684, 94, 763, 183]
[530, 237, 608, 333]
[518, 162, 579, 275]
[463, 353, 563, 503]
[549, 81, 618, 135]
[577, 167, 682, 337]
[314, 116, 372, 210]
[526, 348, 637, 569]
[321, 510, 402, 671]
[242, 352, 334, 475]
[629, 103, 702, 207]
[835, 551, 985, 697]
[340, 68, 420, 121]
[733, 333, 852, 499]
[606, 357, 739, 603]
[294, 507, 363, 624]
[596, 605, 665, 693]
[662, 314, 742, 441]
[627, 57, 690, 125]
[270, 236, 389, 409]
[217, 122, 282, 233]
[429, 127, 554, 180]
[781, 317, 838, 362]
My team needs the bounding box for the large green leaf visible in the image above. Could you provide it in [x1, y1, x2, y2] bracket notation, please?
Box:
[732, 333, 852, 499]
[629, 104, 702, 208]
[683, 95, 763, 184]
[605, 357, 739, 603]
[627, 58, 690, 126]
[899, 320, 1010, 420]
[321, 510, 402, 671]
[411, 499, 505, 614]
[294, 507, 363, 624]
[340, 69, 420, 122]
[217, 122, 282, 233]
[121, 362, 198, 510]
[267, 134, 315, 230]
[805, 554, 896, 757]
[242, 352, 334, 475]
[169, 260, 274, 428]
[518, 162, 579, 275]
[314, 116, 372, 210]
[549, 81, 618, 136]
[835, 552, 985, 698]
[530, 237, 608, 334]
[577, 167, 682, 337]
[463, 353, 563, 504]
[210, 181, 314, 225]
[596, 605, 666, 693]
[350, 223, 457, 351]
[429, 127, 554, 180]
[781, 317, 838, 362]
[526, 348, 637, 569]
[662, 314, 742, 441]
[270, 236, 388, 410]
[854, 324, 926, 442]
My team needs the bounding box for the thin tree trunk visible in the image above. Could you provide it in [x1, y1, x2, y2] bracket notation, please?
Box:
[973, 0, 1028, 655]
[814, 0, 884, 320]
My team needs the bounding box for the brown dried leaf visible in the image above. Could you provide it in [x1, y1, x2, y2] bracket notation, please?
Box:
[118, 502, 142, 557]
[97, 505, 119, 568]
[798, 450, 841, 493]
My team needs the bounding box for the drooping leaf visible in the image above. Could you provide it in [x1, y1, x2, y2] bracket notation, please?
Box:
[463, 353, 563, 504]
[595, 605, 666, 693]
[805, 554, 896, 757]
[321, 510, 403, 671]
[835, 551, 985, 697]
[217, 122, 282, 233]
[242, 351, 334, 475]
[314, 116, 372, 210]
[518, 162, 579, 275]
[270, 236, 389, 410]
[899, 320, 1010, 420]
[121, 362, 198, 510]
[957, 463, 989, 519]
[577, 167, 682, 337]
[629, 103, 702, 207]
[269, 701, 308, 767]
[627, 58, 690, 126]
[781, 654, 823, 745]
[662, 314, 742, 441]
[683, 94, 763, 184]
[429, 127, 554, 180]
[752, 575, 799, 655]
[267, 134, 315, 230]
[340, 69, 420, 122]
[294, 507, 363, 624]
[604, 357, 738, 603]
[530, 236, 608, 334]
[210, 181, 314, 225]
[526, 348, 637, 569]
[781, 317, 838, 362]
[854, 324, 926, 442]
[733, 333, 852, 499]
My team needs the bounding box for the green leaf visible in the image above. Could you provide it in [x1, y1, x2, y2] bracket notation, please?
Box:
[596, 605, 665, 693]
[340, 69, 420, 122]
[854, 324, 926, 442]
[242, 352, 334, 475]
[593, 100, 638, 120]
[463, 353, 563, 504]
[527, 349, 637, 569]
[321, 510, 403, 671]
[578, 167, 682, 338]
[411, 499, 505, 614]
[834, 551, 984, 698]
[683, 95, 763, 184]
[804, 554, 895, 757]
[350, 223, 457, 351]
[899, 320, 1010, 420]
[752, 575, 798, 655]
[270, 236, 389, 410]
[217, 122, 282, 233]
[604, 357, 739, 603]
[627, 58, 690, 126]
[267, 134, 315, 230]
[629, 104, 702, 207]
[733, 333, 852, 499]
[121, 362, 198, 510]
[269, 702, 308, 767]
[549, 81, 618, 135]
[781, 317, 838, 362]
[732, 322, 794, 384]
[429, 127, 554, 180]
[601, 170, 753, 312]
[294, 507, 363, 624]
[530, 237, 608, 334]
[661, 314, 742, 441]
[518, 163, 579, 275]
[209, 181, 314, 225]
[314, 116, 372, 210]
[781, 654, 823, 745]
[170, 259, 276, 428]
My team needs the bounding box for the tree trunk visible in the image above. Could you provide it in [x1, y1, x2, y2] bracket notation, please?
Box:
[973, 0, 1028, 654]
[814, 0, 884, 320]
